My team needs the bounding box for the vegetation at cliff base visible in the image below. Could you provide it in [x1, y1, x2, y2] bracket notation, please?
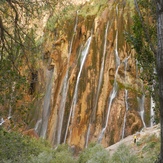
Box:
[0, 128, 160, 163]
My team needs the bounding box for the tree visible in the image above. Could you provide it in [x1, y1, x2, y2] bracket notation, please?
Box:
[128, 0, 163, 162]
[0, 0, 60, 129]
[156, 1, 163, 162]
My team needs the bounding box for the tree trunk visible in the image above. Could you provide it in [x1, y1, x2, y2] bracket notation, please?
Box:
[156, 1, 163, 163]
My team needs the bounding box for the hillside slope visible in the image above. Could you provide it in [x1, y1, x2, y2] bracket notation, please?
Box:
[106, 124, 160, 161]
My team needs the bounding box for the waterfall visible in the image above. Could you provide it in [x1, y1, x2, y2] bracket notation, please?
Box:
[150, 84, 155, 126]
[56, 73, 69, 144]
[85, 21, 109, 148]
[8, 82, 16, 120]
[35, 119, 42, 132]
[39, 70, 54, 138]
[136, 60, 146, 128]
[150, 70, 156, 127]
[115, 4, 120, 69]
[56, 11, 79, 145]
[0, 82, 16, 126]
[0, 118, 5, 126]
[98, 68, 119, 143]
[98, 29, 120, 143]
[150, 96, 155, 126]
[138, 94, 146, 128]
[121, 89, 128, 139]
[121, 56, 130, 139]
[85, 123, 91, 148]
[64, 36, 92, 143]
[92, 21, 109, 121]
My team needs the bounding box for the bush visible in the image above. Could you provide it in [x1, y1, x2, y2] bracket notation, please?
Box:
[28, 151, 53, 163]
[0, 129, 77, 163]
[28, 144, 76, 163]
[78, 143, 110, 163]
[51, 150, 76, 163]
[51, 144, 76, 163]
[112, 144, 137, 163]
[0, 129, 51, 163]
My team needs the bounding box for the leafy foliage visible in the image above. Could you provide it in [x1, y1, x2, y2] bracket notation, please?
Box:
[78, 143, 111, 163]
[0, 128, 51, 163]
[127, 0, 156, 84]
[51, 144, 76, 163]
[0, 127, 160, 163]
[0, 128, 77, 163]
[0, 0, 63, 130]
[28, 151, 54, 163]
[112, 144, 137, 163]
[125, 0, 159, 122]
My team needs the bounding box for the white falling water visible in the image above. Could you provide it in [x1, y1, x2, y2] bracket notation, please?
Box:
[121, 89, 128, 139]
[150, 91, 155, 126]
[136, 60, 146, 128]
[138, 94, 146, 128]
[35, 119, 42, 132]
[8, 82, 16, 120]
[98, 30, 120, 143]
[0, 82, 15, 126]
[121, 56, 130, 139]
[93, 21, 110, 120]
[39, 70, 54, 138]
[0, 118, 5, 126]
[56, 11, 79, 145]
[98, 68, 119, 143]
[85, 21, 109, 148]
[85, 123, 91, 148]
[64, 36, 92, 143]
[115, 4, 120, 69]
[150, 74, 156, 127]
[56, 73, 69, 144]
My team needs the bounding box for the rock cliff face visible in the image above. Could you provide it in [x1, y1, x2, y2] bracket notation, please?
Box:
[35, 0, 152, 152]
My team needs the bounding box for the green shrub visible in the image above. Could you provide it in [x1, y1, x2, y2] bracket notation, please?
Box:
[112, 144, 137, 163]
[140, 134, 160, 163]
[51, 144, 76, 163]
[0, 129, 77, 163]
[51, 150, 76, 163]
[28, 151, 53, 163]
[0, 129, 51, 162]
[78, 143, 110, 163]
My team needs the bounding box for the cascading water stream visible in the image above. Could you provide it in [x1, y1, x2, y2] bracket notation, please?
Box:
[92, 21, 110, 121]
[121, 89, 128, 139]
[137, 92, 146, 128]
[136, 60, 146, 128]
[0, 118, 5, 126]
[98, 29, 120, 143]
[121, 56, 130, 139]
[150, 69, 156, 127]
[39, 70, 54, 138]
[56, 11, 79, 145]
[35, 119, 42, 132]
[150, 94, 155, 126]
[8, 82, 16, 120]
[64, 36, 92, 143]
[0, 82, 16, 126]
[85, 21, 109, 148]
[85, 123, 91, 148]
[98, 68, 119, 143]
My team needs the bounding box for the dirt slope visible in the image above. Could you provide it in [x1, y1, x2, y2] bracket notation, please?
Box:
[106, 124, 160, 156]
